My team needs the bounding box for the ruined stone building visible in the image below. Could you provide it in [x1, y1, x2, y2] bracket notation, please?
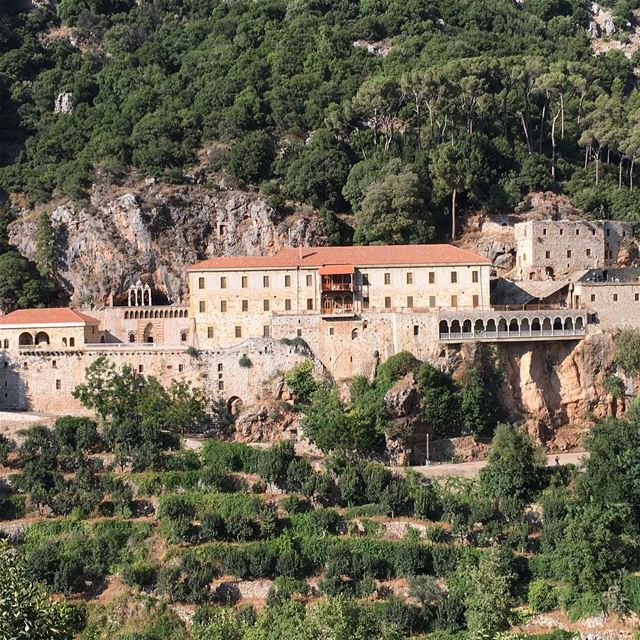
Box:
[514, 219, 632, 280]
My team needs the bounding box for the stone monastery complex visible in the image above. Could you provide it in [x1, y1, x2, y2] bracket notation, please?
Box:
[0, 217, 638, 415]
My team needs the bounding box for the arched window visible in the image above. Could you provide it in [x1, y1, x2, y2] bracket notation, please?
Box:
[462, 319, 472, 334]
[19, 332, 33, 346]
[35, 332, 50, 346]
[351, 328, 358, 340]
[124, 311, 129, 319]
[62, 337, 67, 347]
[486, 319, 497, 333]
[69, 337, 75, 347]
[474, 319, 484, 333]
[2, 339, 8, 349]
[129, 332, 136, 343]
[439, 320, 449, 337]
[180, 330, 188, 342]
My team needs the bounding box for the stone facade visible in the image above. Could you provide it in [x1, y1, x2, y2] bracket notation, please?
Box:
[514, 219, 632, 280]
[572, 268, 640, 329]
[0, 339, 314, 414]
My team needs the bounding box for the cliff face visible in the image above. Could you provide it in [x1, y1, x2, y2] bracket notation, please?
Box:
[497, 332, 630, 446]
[8, 180, 325, 306]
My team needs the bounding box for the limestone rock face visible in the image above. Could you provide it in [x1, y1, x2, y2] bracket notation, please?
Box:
[54, 92, 73, 113]
[384, 373, 419, 418]
[9, 181, 325, 305]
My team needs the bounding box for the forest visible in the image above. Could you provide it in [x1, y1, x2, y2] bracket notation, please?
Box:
[2, 350, 640, 639]
[2, 0, 640, 250]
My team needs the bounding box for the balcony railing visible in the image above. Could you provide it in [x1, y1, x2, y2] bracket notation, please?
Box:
[321, 282, 354, 292]
[321, 306, 355, 318]
[439, 327, 586, 342]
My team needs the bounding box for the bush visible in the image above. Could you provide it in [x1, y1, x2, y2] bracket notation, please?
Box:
[528, 578, 558, 613]
[622, 573, 640, 614]
[121, 561, 157, 589]
[284, 360, 318, 406]
[238, 355, 252, 368]
[199, 511, 226, 542]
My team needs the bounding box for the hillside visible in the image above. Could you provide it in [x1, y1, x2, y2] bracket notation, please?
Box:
[3, 0, 640, 308]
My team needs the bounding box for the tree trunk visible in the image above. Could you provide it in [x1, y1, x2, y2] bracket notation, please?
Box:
[538, 100, 547, 154]
[619, 157, 623, 189]
[631, 159, 635, 191]
[584, 145, 589, 169]
[520, 112, 531, 153]
[415, 98, 422, 150]
[595, 150, 600, 186]
[451, 188, 457, 239]
[551, 110, 560, 179]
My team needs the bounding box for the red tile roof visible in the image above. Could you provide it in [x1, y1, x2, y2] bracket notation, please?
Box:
[0, 308, 100, 326]
[188, 244, 491, 271]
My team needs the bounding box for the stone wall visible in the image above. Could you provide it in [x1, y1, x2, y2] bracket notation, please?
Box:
[574, 280, 640, 328]
[0, 339, 315, 414]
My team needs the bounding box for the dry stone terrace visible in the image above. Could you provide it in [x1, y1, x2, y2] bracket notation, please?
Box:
[437, 307, 587, 342]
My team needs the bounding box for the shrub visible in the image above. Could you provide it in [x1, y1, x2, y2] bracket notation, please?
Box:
[284, 360, 318, 405]
[614, 328, 640, 374]
[238, 355, 252, 368]
[225, 514, 256, 542]
[121, 561, 157, 589]
[0, 434, 13, 465]
[157, 494, 196, 521]
[280, 495, 311, 515]
[413, 483, 442, 521]
[528, 578, 558, 613]
[623, 573, 640, 614]
[199, 511, 226, 542]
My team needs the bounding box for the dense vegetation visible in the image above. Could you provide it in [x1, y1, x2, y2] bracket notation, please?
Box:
[3, 0, 640, 247]
[1, 356, 640, 638]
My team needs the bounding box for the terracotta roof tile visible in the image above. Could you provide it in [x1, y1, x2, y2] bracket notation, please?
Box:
[188, 244, 491, 271]
[0, 308, 100, 326]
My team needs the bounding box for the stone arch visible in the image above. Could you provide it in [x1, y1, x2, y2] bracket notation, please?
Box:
[128, 332, 136, 343]
[553, 316, 563, 330]
[498, 318, 507, 332]
[531, 317, 541, 332]
[351, 328, 358, 340]
[439, 320, 449, 336]
[180, 330, 188, 342]
[521, 318, 531, 333]
[227, 396, 243, 415]
[184, 310, 188, 318]
[19, 332, 33, 346]
[508, 318, 519, 332]
[564, 317, 574, 331]
[35, 331, 50, 345]
[100, 335, 106, 343]
[542, 317, 552, 331]
[69, 337, 75, 347]
[486, 318, 497, 332]
[62, 337, 67, 347]
[576, 316, 585, 330]
[143, 323, 155, 343]
[474, 319, 484, 333]
[124, 311, 129, 319]
[450, 319, 461, 334]
[462, 319, 472, 333]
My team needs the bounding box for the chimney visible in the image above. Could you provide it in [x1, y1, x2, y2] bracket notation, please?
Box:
[299, 245, 303, 260]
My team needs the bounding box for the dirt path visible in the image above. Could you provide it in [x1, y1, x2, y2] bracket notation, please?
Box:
[399, 452, 588, 479]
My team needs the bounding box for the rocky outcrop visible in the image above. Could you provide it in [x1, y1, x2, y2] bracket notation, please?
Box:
[8, 180, 325, 306]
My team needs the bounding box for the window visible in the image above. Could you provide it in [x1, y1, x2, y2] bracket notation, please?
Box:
[263, 325, 271, 338]
[263, 299, 270, 311]
[285, 299, 292, 311]
[306, 298, 313, 310]
[586, 249, 591, 257]
[576, 228, 580, 235]
[285, 275, 291, 287]
[451, 295, 458, 307]
[384, 296, 391, 309]
[178, 364, 184, 372]
[55, 379, 61, 390]
[220, 276, 227, 289]
[218, 363, 223, 372]
[363, 297, 370, 309]
[207, 326, 214, 339]
[607, 229, 611, 237]
[297, 329, 302, 337]
[472, 271, 479, 283]
[472, 295, 479, 308]
[306, 274, 312, 286]
[52, 360, 57, 369]
[242, 276, 248, 288]
[429, 296, 436, 307]
[138, 365, 144, 373]
[406, 272, 413, 285]
[451, 271, 458, 284]
[218, 380, 224, 391]
[412, 325, 420, 337]
[635, 293, 639, 302]
[567, 250, 572, 258]
[560, 228, 564, 235]
[543, 228, 547, 235]
[263, 275, 269, 287]
[613, 294, 618, 302]
[242, 300, 248, 312]
[592, 229, 596, 235]
[362, 273, 370, 286]
[428, 272, 435, 284]
[545, 251, 551, 259]
[2, 340, 7, 349]
[68, 337, 75, 347]
[329, 327, 335, 336]
[219, 300, 226, 312]
[407, 296, 413, 308]
[351, 328, 358, 340]
[591, 294, 596, 302]
[198, 277, 205, 289]
[199, 300, 206, 313]
[384, 273, 391, 285]
[235, 326, 242, 338]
